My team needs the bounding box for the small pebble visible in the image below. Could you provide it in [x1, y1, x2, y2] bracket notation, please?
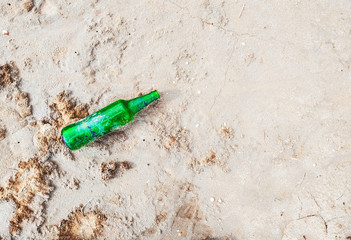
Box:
[197, 90, 201, 94]
[196, 124, 199, 128]
[210, 197, 215, 202]
[218, 198, 222, 203]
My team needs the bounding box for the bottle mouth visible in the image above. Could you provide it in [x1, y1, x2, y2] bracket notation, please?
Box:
[152, 90, 160, 99]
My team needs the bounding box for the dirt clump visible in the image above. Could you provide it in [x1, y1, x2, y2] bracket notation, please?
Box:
[49, 91, 89, 128]
[219, 126, 234, 139]
[204, 151, 216, 166]
[101, 161, 132, 181]
[0, 62, 33, 119]
[118, 161, 131, 170]
[0, 126, 6, 140]
[0, 63, 18, 89]
[164, 128, 190, 152]
[155, 212, 167, 224]
[58, 207, 107, 240]
[36, 91, 89, 156]
[0, 157, 57, 235]
[14, 91, 32, 118]
[22, 0, 34, 12]
[101, 161, 117, 181]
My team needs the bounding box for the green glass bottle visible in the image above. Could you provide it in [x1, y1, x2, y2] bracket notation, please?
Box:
[61, 90, 160, 150]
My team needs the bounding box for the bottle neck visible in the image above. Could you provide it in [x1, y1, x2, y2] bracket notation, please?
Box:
[127, 90, 160, 115]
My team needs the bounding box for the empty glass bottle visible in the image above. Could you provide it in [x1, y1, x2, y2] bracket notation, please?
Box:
[61, 90, 160, 150]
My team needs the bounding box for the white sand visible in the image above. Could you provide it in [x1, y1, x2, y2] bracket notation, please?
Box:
[1, 0, 351, 239]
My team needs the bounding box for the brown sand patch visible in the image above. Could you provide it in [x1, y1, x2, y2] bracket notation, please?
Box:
[0, 157, 57, 235]
[58, 207, 107, 240]
[187, 151, 230, 173]
[14, 91, 32, 118]
[155, 212, 167, 224]
[187, 157, 203, 174]
[101, 161, 132, 181]
[36, 91, 89, 156]
[118, 161, 131, 170]
[219, 126, 234, 139]
[101, 161, 117, 181]
[142, 212, 168, 237]
[49, 91, 89, 128]
[152, 112, 191, 153]
[171, 198, 213, 239]
[22, 0, 34, 12]
[165, 128, 190, 152]
[203, 151, 216, 166]
[0, 63, 18, 89]
[62, 177, 80, 190]
[0, 126, 6, 140]
[0, 62, 33, 119]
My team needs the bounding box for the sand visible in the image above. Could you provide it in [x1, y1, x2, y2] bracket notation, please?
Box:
[1, 0, 351, 239]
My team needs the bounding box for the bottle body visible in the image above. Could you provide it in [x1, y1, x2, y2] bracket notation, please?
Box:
[61, 90, 159, 150]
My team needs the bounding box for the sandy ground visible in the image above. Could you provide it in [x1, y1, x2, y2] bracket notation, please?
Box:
[0, 0, 351, 239]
